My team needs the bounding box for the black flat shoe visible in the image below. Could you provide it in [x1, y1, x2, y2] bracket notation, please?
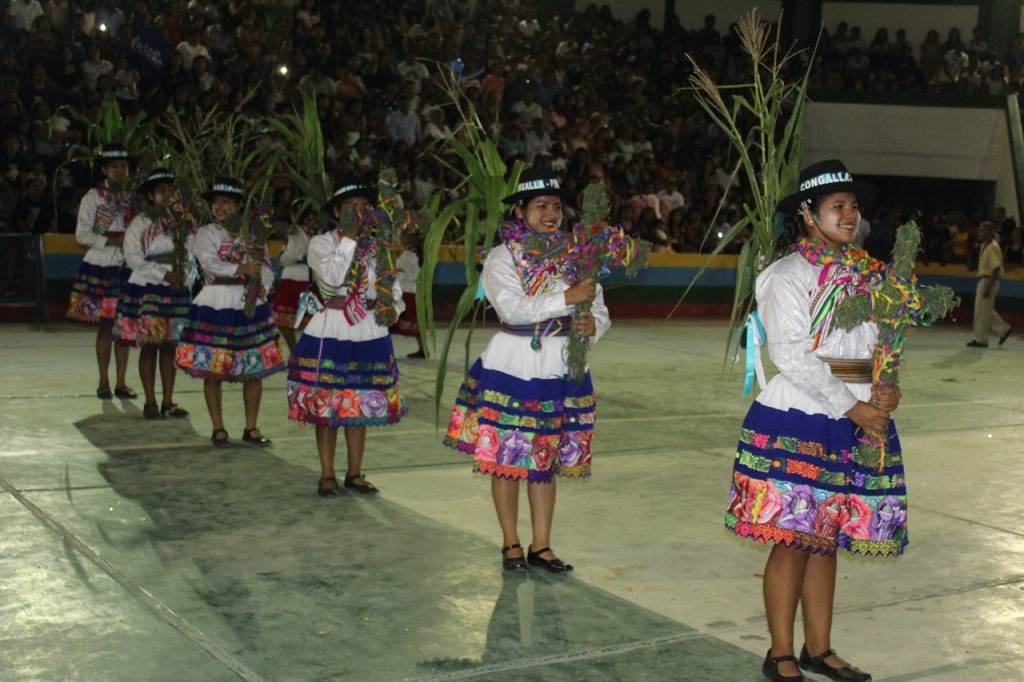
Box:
[1000, 328, 1013, 345]
[211, 429, 230, 447]
[114, 385, 137, 399]
[501, 543, 527, 571]
[241, 427, 272, 446]
[317, 476, 340, 497]
[142, 403, 164, 419]
[966, 340, 989, 348]
[763, 650, 805, 681]
[526, 546, 573, 574]
[799, 646, 871, 681]
[344, 473, 379, 495]
[161, 403, 189, 418]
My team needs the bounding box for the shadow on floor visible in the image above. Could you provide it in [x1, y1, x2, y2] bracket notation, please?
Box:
[74, 408, 755, 681]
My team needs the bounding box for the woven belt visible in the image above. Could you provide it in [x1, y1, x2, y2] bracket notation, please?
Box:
[146, 254, 174, 264]
[210, 276, 244, 285]
[502, 316, 573, 351]
[821, 357, 873, 384]
[322, 295, 355, 310]
[502, 316, 573, 337]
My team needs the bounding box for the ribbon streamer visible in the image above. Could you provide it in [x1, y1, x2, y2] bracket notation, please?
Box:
[743, 311, 766, 396]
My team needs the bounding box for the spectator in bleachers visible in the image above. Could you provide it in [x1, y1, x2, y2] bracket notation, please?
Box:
[385, 96, 421, 147]
[524, 118, 552, 163]
[968, 26, 989, 56]
[919, 29, 943, 85]
[0, 130, 28, 191]
[510, 88, 543, 127]
[13, 173, 53, 234]
[176, 26, 212, 72]
[81, 44, 113, 93]
[8, 0, 44, 34]
[938, 37, 969, 92]
[113, 55, 139, 111]
[867, 28, 892, 69]
[19, 62, 59, 113]
[94, 1, 126, 37]
[298, 60, 336, 99]
[395, 51, 430, 97]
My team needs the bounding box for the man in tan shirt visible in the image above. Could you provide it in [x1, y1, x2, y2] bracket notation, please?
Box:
[968, 221, 1012, 347]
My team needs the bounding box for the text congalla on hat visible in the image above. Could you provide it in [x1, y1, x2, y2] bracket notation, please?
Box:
[515, 178, 561, 193]
[799, 171, 854, 192]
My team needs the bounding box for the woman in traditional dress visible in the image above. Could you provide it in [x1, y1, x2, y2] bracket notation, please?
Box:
[726, 160, 903, 682]
[67, 143, 137, 399]
[443, 168, 605, 574]
[286, 176, 408, 496]
[176, 177, 284, 446]
[272, 199, 318, 354]
[115, 167, 193, 419]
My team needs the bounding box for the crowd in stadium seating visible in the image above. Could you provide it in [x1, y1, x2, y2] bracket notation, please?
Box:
[0, 0, 1019, 285]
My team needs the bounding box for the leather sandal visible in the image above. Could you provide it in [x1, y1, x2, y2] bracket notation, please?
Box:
[527, 546, 573, 574]
[161, 403, 189, 418]
[96, 386, 112, 399]
[763, 650, 805, 681]
[343, 472, 379, 495]
[211, 429, 230, 447]
[114, 385, 137, 399]
[317, 476, 341, 497]
[799, 646, 871, 681]
[241, 427, 272, 446]
[142, 403, 163, 419]
[501, 543, 527, 571]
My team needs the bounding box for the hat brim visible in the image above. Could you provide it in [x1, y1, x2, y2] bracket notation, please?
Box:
[138, 178, 175, 196]
[99, 155, 133, 168]
[323, 188, 376, 212]
[777, 180, 878, 216]
[502, 187, 575, 206]
[201, 190, 245, 203]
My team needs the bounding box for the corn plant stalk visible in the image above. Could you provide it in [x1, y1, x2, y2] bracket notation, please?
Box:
[51, 95, 161, 219]
[672, 10, 816, 363]
[54, 94, 158, 175]
[417, 68, 524, 427]
[165, 90, 274, 314]
[263, 90, 333, 217]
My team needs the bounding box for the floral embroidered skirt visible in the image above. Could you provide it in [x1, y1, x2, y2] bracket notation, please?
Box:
[176, 301, 284, 382]
[444, 359, 596, 483]
[287, 334, 407, 427]
[67, 262, 125, 324]
[115, 282, 191, 346]
[271, 278, 309, 330]
[725, 402, 908, 557]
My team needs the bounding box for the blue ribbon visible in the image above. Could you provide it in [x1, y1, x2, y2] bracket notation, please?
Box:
[743, 311, 766, 396]
[295, 290, 322, 328]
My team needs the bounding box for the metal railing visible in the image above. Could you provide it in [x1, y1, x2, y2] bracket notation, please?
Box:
[0, 232, 43, 323]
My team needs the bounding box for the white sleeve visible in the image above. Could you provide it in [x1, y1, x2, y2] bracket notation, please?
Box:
[483, 246, 573, 325]
[758, 263, 858, 419]
[121, 215, 146, 270]
[392, 275, 405, 315]
[590, 284, 611, 346]
[194, 226, 240, 279]
[260, 248, 275, 292]
[75, 190, 105, 248]
[277, 230, 309, 267]
[308, 233, 358, 289]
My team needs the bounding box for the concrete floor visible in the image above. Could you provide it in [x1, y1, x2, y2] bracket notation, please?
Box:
[1, 318, 1022, 681]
